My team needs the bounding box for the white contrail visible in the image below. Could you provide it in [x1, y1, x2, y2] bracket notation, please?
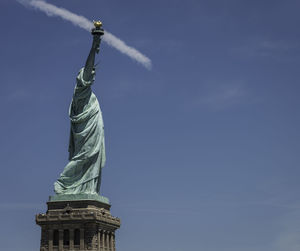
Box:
[17, 0, 152, 70]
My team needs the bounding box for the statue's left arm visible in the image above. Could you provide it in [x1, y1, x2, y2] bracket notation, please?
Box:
[83, 33, 101, 82]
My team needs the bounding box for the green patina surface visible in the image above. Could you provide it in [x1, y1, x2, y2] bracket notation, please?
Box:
[49, 194, 110, 204]
[50, 26, 109, 203]
[54, 68, 106, 195]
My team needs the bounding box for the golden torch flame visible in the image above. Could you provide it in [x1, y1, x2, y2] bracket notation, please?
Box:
[93, 20, 102, 29]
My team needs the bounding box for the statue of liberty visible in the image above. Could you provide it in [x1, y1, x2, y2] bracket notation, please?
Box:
[53, 22, 106, 199]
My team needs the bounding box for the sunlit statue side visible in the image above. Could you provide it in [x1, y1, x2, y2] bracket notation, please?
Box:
[53, 21, 107, 200]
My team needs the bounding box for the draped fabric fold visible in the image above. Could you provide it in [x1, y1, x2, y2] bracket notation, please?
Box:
[54, 68, 106, 195]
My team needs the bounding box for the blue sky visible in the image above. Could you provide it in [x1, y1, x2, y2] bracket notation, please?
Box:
[1, 0, 300, 250]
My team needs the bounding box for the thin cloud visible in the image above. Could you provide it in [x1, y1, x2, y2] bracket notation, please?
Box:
[201, 86, 244, 104]
[275, 231, 300, 251]
[115, 198, 299, 216]
[4, 89, 29, 102]
[0, 202, 44, 210]
[232, 38, 298, 60]
[273, 210, 300, 251]
[198, 84, 246, 110]
[17, 0, 152, 70]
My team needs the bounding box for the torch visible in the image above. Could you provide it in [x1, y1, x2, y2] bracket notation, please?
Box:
[92, 20, 104, 54]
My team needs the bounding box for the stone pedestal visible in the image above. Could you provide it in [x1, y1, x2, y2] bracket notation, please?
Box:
[36, 199, 121, 251]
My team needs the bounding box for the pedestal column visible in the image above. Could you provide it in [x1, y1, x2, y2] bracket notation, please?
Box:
[106, 231, 110, 251]
[58, 229, 63, 251]
[101, 230, 105, 251]
[80, 228, 85, 250]
[98, 230, 101, 251]
[110, 233, 114, 251]
[48, 229, 53, 251]
[70, 229, 74, 250]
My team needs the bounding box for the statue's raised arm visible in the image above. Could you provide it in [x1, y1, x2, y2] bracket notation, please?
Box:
[83, 21, 104, 81]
